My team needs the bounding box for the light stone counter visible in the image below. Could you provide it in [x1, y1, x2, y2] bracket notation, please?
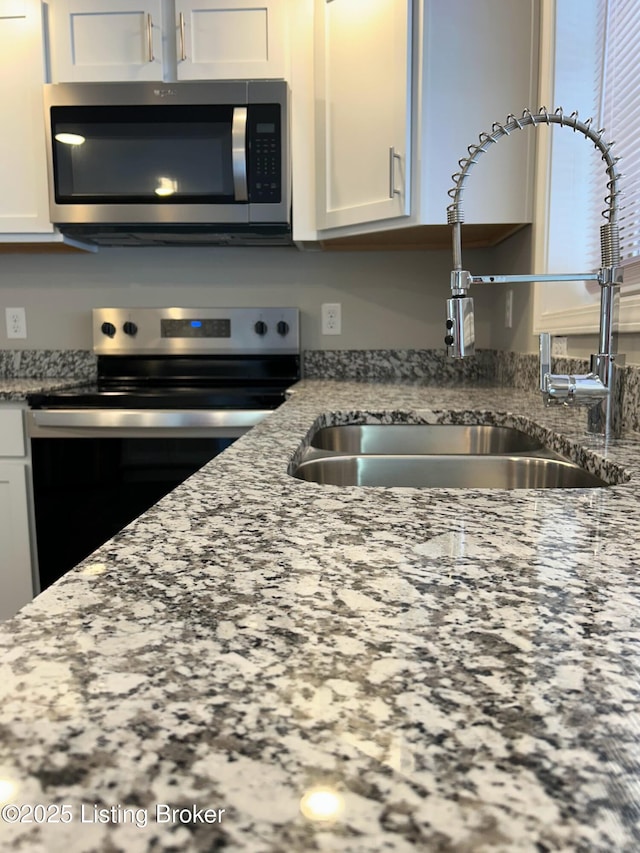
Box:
[0, 378, 87, 401]
[1, 378, 639, 852]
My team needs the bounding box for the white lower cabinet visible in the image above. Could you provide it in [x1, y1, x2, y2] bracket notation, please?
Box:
[0, 408, 35, 621]
[0, 464, 34, 621]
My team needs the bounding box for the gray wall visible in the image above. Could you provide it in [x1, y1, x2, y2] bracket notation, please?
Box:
[468, 226, 537, 355]
[475, 227, 640, 363]
[0, 242, 509, 352]
[5, 234, 636, 361]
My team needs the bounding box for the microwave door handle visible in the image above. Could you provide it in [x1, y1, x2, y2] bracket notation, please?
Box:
[232, 107, 248, 201]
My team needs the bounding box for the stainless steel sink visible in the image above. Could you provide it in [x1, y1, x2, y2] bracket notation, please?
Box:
[309, 424, 544, 455]
[291, 421, 615, 489]
[293, 454, 607, 489]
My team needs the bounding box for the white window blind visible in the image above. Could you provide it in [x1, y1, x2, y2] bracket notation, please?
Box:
[591, 0, 640, 288]
[534, 0, 640, 334]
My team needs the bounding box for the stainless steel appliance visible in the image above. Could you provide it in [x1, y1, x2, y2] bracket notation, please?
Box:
[27, 307, 300, 591]
[42, 80, 291, 246]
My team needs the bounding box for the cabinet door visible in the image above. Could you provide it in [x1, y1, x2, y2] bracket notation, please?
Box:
[315, 0, 412, 230]
[419, 0, 539, 226]
[175, 0, 286, 80]
[0, 464, 34, 621]
[0, 1, 53, 234]
[50, 0, 164, 82]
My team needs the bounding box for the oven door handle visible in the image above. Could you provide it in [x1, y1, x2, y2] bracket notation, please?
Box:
[27, 409, 271, 438]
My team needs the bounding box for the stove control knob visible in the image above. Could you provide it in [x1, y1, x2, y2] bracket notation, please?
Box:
[123, 321, 138, 336]
[254, 320, 268, 336]
[276, 320, 289, 336]
[101, 322, 116, 338]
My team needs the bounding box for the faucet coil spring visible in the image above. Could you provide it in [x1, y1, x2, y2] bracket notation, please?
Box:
[601, 222, 621, 268]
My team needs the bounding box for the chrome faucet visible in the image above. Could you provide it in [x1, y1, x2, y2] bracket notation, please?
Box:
[445, 107, 625, 437]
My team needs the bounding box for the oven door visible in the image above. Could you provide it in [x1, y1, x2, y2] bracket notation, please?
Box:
[27, 409, 264, 592]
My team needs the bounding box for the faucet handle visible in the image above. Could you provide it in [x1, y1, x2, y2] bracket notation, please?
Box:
[539, 332, 551, 392]
[539, 332, 608, 405]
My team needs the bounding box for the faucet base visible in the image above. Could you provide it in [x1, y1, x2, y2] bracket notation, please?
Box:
[539, 334, 625, 437]
[544, 373, 607, 403]
[587, 353, 626, 437]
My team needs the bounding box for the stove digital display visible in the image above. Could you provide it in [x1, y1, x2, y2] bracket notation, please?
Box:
[161, 318, 231, 338]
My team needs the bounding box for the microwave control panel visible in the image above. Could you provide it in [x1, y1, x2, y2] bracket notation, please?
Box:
[248, 104, 281, 204]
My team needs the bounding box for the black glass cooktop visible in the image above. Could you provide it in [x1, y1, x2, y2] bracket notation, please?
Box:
[27, 353, 300, 411]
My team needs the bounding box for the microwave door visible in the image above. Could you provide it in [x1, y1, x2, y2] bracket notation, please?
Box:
[232, 107, 248, 202]
[46, 102, 247, 225]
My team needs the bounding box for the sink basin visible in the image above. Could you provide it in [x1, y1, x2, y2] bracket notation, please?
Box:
[309, 424, 544, 455]
[292, 454, 607, 489]
[291, 420, 620, 490]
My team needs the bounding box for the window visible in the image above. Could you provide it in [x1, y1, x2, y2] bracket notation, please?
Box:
[534, 0, 640, 334]
[591, 0, 640, 286]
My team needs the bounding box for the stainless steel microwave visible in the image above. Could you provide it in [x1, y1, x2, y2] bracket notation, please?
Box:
[42, 80, 291, 246]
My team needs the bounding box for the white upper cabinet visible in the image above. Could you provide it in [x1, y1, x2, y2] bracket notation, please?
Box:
[0, 0, 54, 234]
[49, 0, 288, 82]
[176, 0, 286, 80]
[49, 0, 164, 82]
[418, 0, 540, 227]
[314, 0, 411, 230]
[313, 0, 540, 241]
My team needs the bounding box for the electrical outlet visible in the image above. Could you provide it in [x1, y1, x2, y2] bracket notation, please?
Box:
[504, 290, 513, 329]
[321, 302, 342, 335]
[5, 307, 27, 340]
[551, 336, 568, 356]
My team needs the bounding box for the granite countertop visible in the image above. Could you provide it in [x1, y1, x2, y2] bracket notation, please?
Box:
[1, 378, 640, 852]
[0, 378, 86, 401]
[0, 350, 97, 399]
